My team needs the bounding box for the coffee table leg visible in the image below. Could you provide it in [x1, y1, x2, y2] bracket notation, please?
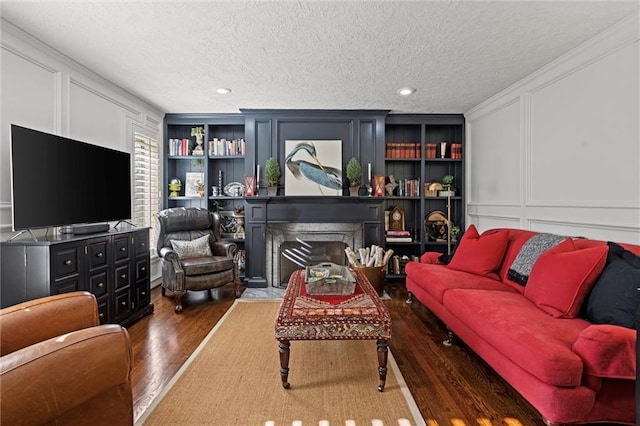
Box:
[377, 339, 388, 392]
[279, 340, 291, 389]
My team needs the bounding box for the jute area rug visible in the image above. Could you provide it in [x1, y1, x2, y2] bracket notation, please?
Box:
[137, 300, 425, 426]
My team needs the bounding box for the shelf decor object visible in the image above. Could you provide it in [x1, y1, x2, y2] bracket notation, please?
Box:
[243, 175, 256, 196]
[185, 172, 204, 197]
[389, 205, 405, 231]
[374, 175, 385, 196]
[345, 156, 361, 196]
[265, 157, 281, 197]
[168, 178, 182, 197]
[191, 127, 205, 156]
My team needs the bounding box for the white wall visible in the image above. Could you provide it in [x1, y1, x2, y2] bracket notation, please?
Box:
[1, 19, 164, 282]
[465, 14, 640, 244]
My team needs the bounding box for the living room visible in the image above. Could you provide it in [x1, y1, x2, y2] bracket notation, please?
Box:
[1, 2, 638, 425]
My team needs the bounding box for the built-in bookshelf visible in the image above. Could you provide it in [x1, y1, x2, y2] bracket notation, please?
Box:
[383, 114, 465, 278]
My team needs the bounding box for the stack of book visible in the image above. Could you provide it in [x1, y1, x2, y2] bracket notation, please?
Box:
[450, 143, 463, 159]
[386, 230, 412, 243]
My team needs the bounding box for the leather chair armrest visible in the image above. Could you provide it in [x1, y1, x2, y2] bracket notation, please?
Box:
[159, 246, 180, 263]
[159, 247, 184, 292]
[1, 324, 133, 425]
[0, 291, 98, 356]
[212, 241, 237, 258]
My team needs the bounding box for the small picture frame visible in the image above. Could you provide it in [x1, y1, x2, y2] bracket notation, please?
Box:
[185, 172, 204, 197]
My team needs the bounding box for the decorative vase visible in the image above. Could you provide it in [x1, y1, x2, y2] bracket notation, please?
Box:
[267, 186, 278, 196]
[349, 186, 359, 196]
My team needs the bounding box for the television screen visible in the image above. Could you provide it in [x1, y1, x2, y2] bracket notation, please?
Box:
[10, 124, 132, 231]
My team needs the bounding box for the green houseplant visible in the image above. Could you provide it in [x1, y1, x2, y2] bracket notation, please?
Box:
[265, 157, 281, 196]
[346, 157, 362, 196]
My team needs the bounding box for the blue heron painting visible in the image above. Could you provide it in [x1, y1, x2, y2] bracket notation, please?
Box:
[285, 140, 342, 195]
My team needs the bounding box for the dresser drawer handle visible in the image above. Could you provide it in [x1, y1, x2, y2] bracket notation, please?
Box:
[96, 252, 103, 257]
[121, 274, 126, 279]
[121, 301, 127, 306]
[141, 291, 146, 296]
[97, 282, 104, 288]
[140, 242, 145, 247]
[141, 266, 146, 271]
[120, 247, 126, 252]
[64, 260, 72, 265]
[99, 313, 104, 318]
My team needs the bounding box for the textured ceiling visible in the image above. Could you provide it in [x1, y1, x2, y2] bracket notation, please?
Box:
[1, 1, 638, 114]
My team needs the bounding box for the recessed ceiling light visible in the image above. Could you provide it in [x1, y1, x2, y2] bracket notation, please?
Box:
[396, 87, 416, 96]
[216, 88, 231, 94]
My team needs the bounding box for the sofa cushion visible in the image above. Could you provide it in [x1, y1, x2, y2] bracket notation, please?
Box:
[404, 262, 516, 304]
[523, 240, 607, 318]
[170, 234, 213, 259]
[443, 288, 589, 387]
[447, 225, 509, 280]
[584, 242, 640, 329]
[180, 256, 233, 275]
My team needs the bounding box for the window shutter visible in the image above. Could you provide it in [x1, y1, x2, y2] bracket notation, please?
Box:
[134, 133, 160, 250]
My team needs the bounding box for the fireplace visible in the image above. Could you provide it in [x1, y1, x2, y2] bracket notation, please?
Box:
[244, 196, 384, 288]
[266, 222, 362, 287]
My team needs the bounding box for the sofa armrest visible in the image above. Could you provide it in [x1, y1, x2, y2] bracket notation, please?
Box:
[0, 291, 98, 356]
[212, 240, 237, 258]
[420, 251, 444, 264]
[1, 324, 133, 425]
[572, 324, 636, 379]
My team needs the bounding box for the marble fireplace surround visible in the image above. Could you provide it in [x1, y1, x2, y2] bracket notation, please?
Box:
[266, 223, 362, 287]
[245, 197, 384, 287]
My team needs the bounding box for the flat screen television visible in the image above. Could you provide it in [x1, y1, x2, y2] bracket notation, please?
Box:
[10, 124, 132, 232]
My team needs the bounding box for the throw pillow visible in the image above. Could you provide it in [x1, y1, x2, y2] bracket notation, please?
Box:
[170, 234, 212, 259]
[584, 242, 640, 329]
[524, 240, 608, 318]
[447, 225, 509, 280]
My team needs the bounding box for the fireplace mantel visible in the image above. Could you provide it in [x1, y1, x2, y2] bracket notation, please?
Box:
[244, 196, 384, 287]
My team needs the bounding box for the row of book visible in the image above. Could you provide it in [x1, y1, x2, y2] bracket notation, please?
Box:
[386, 142, 463, 159]
[208, 138, 246, 157]
[394, 178, 421, 197]
[168, 138, 197, 156]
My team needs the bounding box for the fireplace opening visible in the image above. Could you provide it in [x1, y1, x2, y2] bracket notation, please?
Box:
[266, 222, 362, 287]
[279, 239, 347, 286]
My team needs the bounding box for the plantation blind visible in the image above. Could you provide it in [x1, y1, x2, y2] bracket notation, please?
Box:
[134, 132, 160, 250]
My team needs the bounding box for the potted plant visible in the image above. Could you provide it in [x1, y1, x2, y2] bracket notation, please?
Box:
[450, 225, 461, 241]
[439, 174, 456, 197]
[265, 157, 280, 196]
[346, 157, 362, 196]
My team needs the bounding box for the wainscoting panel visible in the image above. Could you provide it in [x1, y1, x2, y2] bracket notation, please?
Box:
[468, 97, 521, 205]
[528, 40, 639, 205]
[69, 79, 129, 151]
[464, 15, 639, 245]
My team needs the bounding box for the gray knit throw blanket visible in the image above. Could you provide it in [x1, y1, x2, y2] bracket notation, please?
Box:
[507, 233, 566, 285]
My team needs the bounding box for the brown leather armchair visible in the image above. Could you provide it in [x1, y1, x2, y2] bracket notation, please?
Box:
[155, 207, 241, 312]
[0, 291, 133, 426]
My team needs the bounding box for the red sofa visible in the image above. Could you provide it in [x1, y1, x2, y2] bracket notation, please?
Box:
[405, 226, 637, 425]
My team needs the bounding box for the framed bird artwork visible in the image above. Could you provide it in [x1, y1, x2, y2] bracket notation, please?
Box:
[284, 140, 342, 196]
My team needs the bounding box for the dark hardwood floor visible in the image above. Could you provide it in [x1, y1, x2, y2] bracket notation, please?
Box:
[128, 280, 546, 425]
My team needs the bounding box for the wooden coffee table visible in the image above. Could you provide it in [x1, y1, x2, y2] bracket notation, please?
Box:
[274, 269, 392, 391]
